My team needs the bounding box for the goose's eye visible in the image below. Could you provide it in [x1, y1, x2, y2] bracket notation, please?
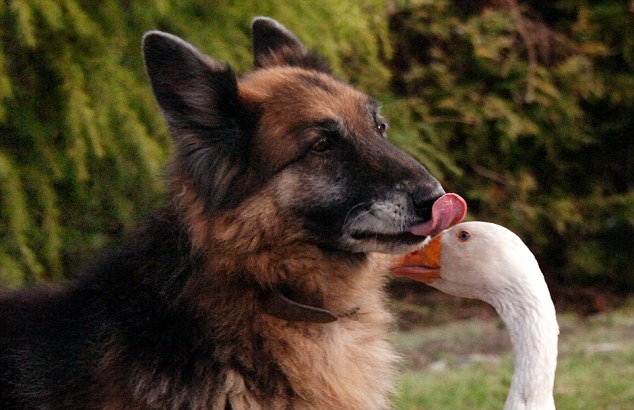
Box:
[458, 230, 472, 242]
[311, 137, 331, 152]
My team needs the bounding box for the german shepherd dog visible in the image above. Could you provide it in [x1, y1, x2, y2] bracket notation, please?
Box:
[0, 18, 446, 409]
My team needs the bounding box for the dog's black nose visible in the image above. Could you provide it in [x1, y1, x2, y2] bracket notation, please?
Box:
[411, 185, 445, 221]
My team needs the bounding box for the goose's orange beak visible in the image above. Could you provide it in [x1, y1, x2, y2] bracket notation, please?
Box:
[391, 233, 443, 283]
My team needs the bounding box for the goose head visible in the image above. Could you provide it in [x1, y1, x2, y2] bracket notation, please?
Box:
[392, 221, 545, 304]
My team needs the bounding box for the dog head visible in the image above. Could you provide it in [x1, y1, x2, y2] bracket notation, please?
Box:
[143, 18, 445, 255]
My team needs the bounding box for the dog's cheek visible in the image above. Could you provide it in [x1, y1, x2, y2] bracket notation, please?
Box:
[272, 169, 346, 209]
[270, 168, 364, 249]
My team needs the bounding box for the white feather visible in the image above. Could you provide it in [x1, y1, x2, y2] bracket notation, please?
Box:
[428, 221, 559, 410]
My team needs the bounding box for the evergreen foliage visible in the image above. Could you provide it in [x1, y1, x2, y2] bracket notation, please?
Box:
[0, 0, 389, 286]
[385, 0, 633, 289]
[1, 0, 632, 291]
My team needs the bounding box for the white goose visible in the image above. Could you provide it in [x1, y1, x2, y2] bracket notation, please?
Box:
[393, 221, 559, 410]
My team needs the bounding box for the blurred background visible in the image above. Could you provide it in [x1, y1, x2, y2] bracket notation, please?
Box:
[1, 1, 633, 408]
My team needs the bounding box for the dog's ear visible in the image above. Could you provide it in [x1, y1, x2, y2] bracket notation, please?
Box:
[143, 31, 240, 135]
[143, 31, 251, 212]
[252, 17, 330, 73]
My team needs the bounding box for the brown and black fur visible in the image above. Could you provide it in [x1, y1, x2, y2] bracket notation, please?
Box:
[0, 18, 446, 409]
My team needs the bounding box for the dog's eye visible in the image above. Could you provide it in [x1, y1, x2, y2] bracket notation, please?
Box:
[311, 137, 331, 152]
[377, 123, 388, 133]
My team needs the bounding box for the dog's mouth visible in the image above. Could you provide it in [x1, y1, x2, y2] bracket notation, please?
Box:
[350, 230, 424, 245]
[345, 228, 427, 254]
[343, 194, 467, 253]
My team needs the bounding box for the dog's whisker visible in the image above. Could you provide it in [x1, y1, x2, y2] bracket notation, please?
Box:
[342, 201, 370, 229]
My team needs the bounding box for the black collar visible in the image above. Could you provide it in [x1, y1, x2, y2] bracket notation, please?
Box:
[262, 290, 338, 323]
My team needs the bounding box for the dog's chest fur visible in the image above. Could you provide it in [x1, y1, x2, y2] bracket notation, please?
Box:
[96, 235, 397, 410]
[215, 257, 397, 410]
[221, 304, 397, 410]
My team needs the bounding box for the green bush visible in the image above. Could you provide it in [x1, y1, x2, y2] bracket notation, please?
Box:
[0, 0, 389, 285]
[384, 0, 634, 290]
[1, 0, 632, 292]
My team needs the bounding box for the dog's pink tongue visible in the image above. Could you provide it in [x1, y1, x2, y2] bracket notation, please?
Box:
[409, 193, 467, 237]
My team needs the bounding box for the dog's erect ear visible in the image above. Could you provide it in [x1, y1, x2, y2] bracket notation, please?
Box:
[143, 31, 252, 212]
[252, 17, 330, 73]
[143, 30, 240, 136]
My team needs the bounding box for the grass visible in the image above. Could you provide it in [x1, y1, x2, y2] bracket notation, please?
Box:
[392, 297, 634, 409]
